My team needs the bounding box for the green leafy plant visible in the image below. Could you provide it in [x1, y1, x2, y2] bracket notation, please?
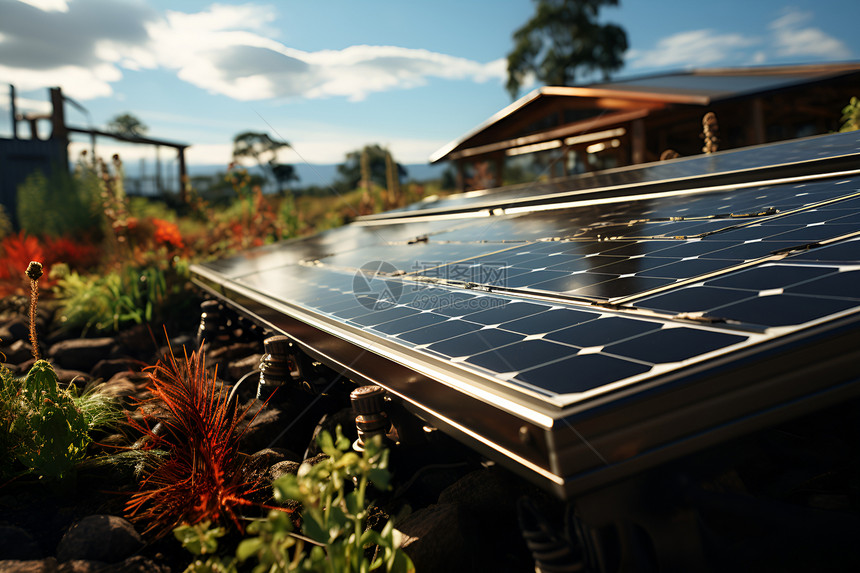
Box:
[11, 360, 90, 480]
[125, 342, 265, 537]
[0, 365, 25, 480]
[174, 428, 414, 573]
[53, 262, 189, 335]
[840, 96, 860, 132]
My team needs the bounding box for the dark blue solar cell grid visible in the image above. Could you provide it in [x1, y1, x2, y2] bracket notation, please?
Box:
[391, 176, 860, 303]
[791, 238, 860, 263]
[228, 260, 762, 399]
[200, 133, 860, 404]
[633, 261, 860, 328]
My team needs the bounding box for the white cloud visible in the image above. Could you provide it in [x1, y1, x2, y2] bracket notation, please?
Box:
[0, 1, 503, 104]
[0, 0, 157, 99]
[769, 9, 851, 60]
[626, 9, 852, 72]
[147, 5, 505, 102]
[0, 96, 53, 115]
[627, 29, 760, 69]
[15, 0, 69, 12]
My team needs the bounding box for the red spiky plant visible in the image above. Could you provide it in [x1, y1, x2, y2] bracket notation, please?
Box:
[125, 340, 265, 537]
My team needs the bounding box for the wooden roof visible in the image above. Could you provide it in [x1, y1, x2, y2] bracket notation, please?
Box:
[431, 62, 860, 163]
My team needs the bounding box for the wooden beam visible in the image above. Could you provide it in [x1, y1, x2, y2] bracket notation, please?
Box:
[450, 108, 651, 161]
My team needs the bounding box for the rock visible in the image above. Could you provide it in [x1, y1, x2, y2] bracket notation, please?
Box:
[49, 338, 116, 372]
[153, 334, 197, 363]
[55, 556, 170, 573]
[228, 353, 262, 381]
[16, 357, 36, 373]
[237, 404, 286, 453]
[96, 372, 149, 406]
[302, 453, 329, 467]
[56, 561, 106, 573]
[4, 339, 33, 364]
[397, 504, 470, 572]
[438, 465, 518, 508]
[434, 467, 534, 571]
[0, 524, 41, 560]
[100, 556, 171, 572]
[269, 460, 301, 481]
[243, 448, 299, 487]
[90, 358, 140, 382]
[0, 558, 58, 572]
[0, 316, 29, 342]
[52, 368, 92, 390]
[207, 341, 260, 363]
[246, 447, 298, 471]
[56, 515, 143, 564]
[112, 324, 155, 361]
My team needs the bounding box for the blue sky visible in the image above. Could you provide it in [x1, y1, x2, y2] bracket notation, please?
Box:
[1, 0, 858, 173]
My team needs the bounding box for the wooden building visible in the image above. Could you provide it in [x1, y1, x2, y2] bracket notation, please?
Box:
[431, 63, 860, 190]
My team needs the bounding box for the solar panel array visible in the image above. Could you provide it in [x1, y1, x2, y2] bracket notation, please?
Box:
[373, 129, 860, 218]
[198, 132, 860, 410]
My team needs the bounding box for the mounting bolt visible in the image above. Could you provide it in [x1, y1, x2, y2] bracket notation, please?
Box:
[196, 300, 231, 348]
[258, 335, 294, 396]
[351, 385, 389, 451]
[518, 425, 532, 445]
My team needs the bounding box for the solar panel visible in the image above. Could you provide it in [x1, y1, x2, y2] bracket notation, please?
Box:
[367, 130, 860, 221]
[191, 131, 860, 498]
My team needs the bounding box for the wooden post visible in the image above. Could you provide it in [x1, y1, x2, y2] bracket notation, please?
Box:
[9, 84, 18, 139]
[49, 87, 69, 171]
[631, 119, 645, 165]
[493, 153, 504, 187]
[155, 145, 162, 195]
[178, 146, 188, 203]
[456, 160, 465, 192]
[749, 98, 765, 145]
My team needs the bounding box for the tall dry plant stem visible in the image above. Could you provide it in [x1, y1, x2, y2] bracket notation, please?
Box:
[26, 261, 43, 361]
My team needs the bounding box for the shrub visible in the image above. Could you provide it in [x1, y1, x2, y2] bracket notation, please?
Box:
[16, 168, 102, 239]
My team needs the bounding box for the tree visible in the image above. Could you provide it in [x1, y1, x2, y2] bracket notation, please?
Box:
[106, 113, 148, 138]
[231, 132, 298, 192]
[335, 144, 407, 192]
[506, 0, 628, 99]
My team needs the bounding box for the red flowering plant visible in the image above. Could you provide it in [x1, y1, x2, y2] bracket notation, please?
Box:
[151, 218, 185, 250]
[125, 341, 273, 537]
[0, 232, 46, 297]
